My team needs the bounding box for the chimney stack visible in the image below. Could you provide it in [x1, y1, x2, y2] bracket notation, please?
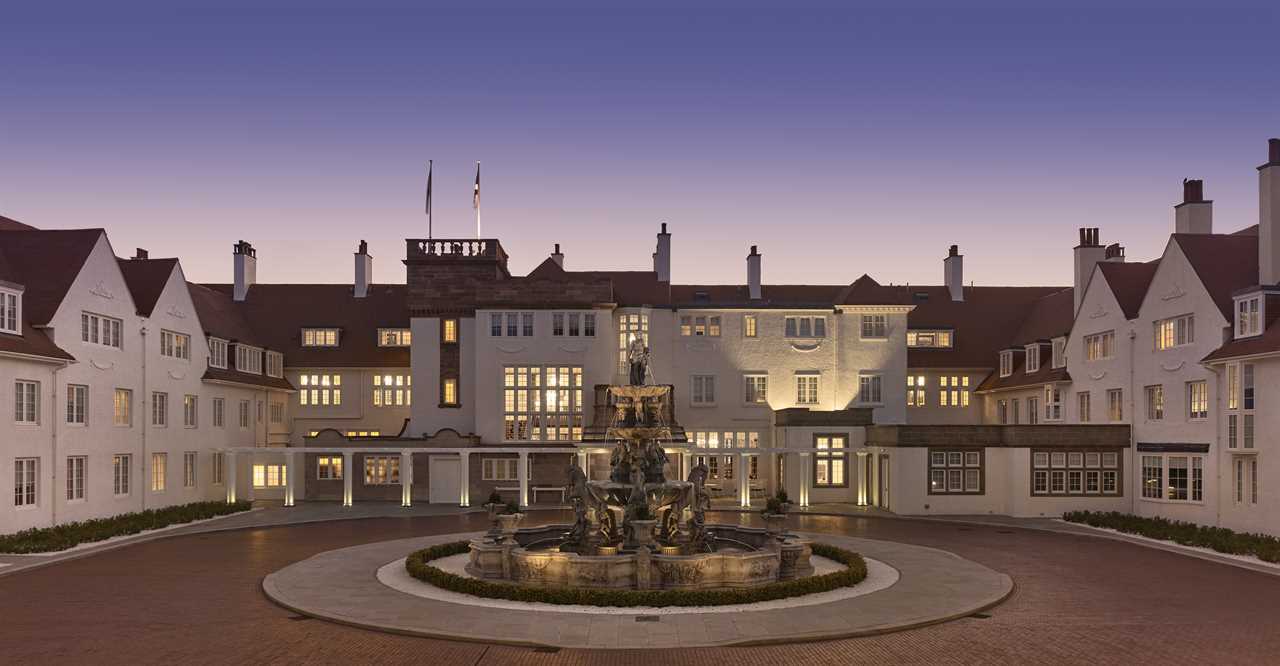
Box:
[1104, 243, 1125, 261]
[747, 245, 762, 300]
[133, 248, 148, 260]
[550, 243, 564, 268]
[354, 240, 372, 298]
[1261, 139, 1280, 285]
[1174, 178, 1213, 234]
[233, 240, 257, 302]
[653, 222, 672, 282]
[1073, 228, 1105, 315]
[944, 244, 964, 302]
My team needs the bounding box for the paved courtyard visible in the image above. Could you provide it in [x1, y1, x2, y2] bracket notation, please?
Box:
[2, 508, 1278, 664]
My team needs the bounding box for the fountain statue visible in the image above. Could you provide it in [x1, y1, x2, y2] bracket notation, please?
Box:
[464, 338, 814, 590]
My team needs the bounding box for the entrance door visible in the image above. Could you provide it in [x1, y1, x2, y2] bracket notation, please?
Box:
[429, 456, 461, 504]
[879, 455, 891, 510]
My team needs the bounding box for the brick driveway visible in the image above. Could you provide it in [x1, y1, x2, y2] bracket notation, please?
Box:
[1, 510, 1276, 665]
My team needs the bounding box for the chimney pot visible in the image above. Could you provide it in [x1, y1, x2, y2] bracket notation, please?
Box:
[134, 248, 148, 260]
[1270, 138, 1280, 164]
[948, 244, 959, 257]
[1182, 178, 1204, 203]
[357, 240, 368, 255]
[233, 240, 258, 301]
[550, 243, 565, 268]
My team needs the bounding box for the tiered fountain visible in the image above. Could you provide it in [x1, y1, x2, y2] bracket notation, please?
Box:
[466, 340, 813, 590]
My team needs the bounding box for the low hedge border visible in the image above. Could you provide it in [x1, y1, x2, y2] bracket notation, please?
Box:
[1064, 510, 1280, 563]
[404, 541, 868, 607]
[0, 500, 253, 554]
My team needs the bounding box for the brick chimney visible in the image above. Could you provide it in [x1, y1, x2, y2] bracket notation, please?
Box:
[944, 245, 963, 302]
[550, 243, 564, 268]
[1073, 228, 1105, 315]
[747, 245, 762, 300]
[1261, 139, 1280, 285]
[1174, 178, 1213, 234]
[653, 222, 671, 282]
[354, 240, 372, 298]
[133, 248, 148, 260]
[233, 240, 257, 302]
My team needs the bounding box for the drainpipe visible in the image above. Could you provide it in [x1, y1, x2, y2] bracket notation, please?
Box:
[50, 362, 65, 527]
[140, 324, 148, 512]
[1128, 327, 1136, 514]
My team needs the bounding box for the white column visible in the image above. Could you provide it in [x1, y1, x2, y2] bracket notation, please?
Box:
[799, 452, 811, 508]
[459, 451, 471, 507]
[738, 453, 750, 508]
[284, 451, 296, 507]
[856, 452, 868, 506]
[401, 451, 413, 507]
[518, 451, 530, 509]
[870, 451, 879, 507]
[679, 450, 689, 481]
[225, 451, 237, 504]
[342, 451, 353, 507]
[577, 450, 588, 473]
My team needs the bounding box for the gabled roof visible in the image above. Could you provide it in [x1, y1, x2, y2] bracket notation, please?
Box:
[1173, 232, 1260, 321]
[900, 285, 1066, 369]
[0, 214, 38, 231]
[0, 228, 104, 325]
[200, 283, 410, 367]
[1097, 261, 1160, 320]
[118, 258, 179, 316]
[186, 282, 262, 345]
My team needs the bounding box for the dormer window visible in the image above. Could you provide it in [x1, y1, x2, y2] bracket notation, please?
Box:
[907, 330, 953, 348]
[0, 287, 21, 335]
[999, 350, 1014, 377]
[1051, 337, 1066, 369]
[208, 338, 228, 369]
[265, 351, 284, 378]
[302, 328, 340, 347]
[1025, 345, 1040, 373]
[1237, 296, 1262, 338]
[378, 328, 412, 347]
[235, 344, 263, 374]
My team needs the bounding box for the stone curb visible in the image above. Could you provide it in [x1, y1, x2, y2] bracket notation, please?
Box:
[261, 531, 1014, 649]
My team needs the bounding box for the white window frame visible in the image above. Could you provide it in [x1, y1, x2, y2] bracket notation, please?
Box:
[363, 456, 401, 485]
[502, 365, 584, 441]
[66, 384, 88, 426]
[1145, 385, 1164, 421]
[482, 458, 519, 481]
[317, 456, 343, 480]
[907, 375, 927, 407]
[235, 344, 263, 374]
[1107, 388, 1123, 422]
[938, 375, 970, 407]
[151, 452, 167, 492]
[66, 455, 86, 501]
[183, 451, 197, 488]
[0, 288, 20, 335]
[1078, 391, 1091, 423]
[372, 374, 412, 407]
[691, 375, 717, 406]
[795, 373, 819, 405]
[1142, 454, 1204, 503]
[183, 394, 198, 428]
[999, 350, 1013, 377]
[81, 312, 123, 349]
[14, 457, 38, 507]
[151, 391, 168, 427]
[743, 314, 758, 338]
[1025, 345, 1041, 373]
[1187, 380, 1208, 420]
[159, 329, 190, 360]
[784, 315, 826, 339]
[1044, 384, 1062, 422]
[212, 397, 225, 428]
[1085, 331, 1115, 361]
[265, 351, 284, 378]
[907, 329, 953, 348]
[1154, 314, 1195, 351]
[1051, 337, 1066, 368]
[208, 337, 228, 369]
[238, 399, 251, 428]
[113, 454, 131, 496]
[302, 328, 340, 347]
[299, 374, 342, 406]
[744, 373, 768, 405]
[1236, 295, 1262, 338]
[15, 379, 40, 424]
[860, 315, 887, 340]
[213, 453, 224, 485]
[377, 328, 412, 347]
[253, 463, 285, 488]
[858, 374, 883, 405]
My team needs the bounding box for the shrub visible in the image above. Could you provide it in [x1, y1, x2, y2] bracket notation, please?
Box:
[775, 489, 790, 505]
[486, 491, 503, 506]
[763, 497, 785, 515]
[0, 501, 253, 554]
[503, 501, 521, 515]
[1063, 510, 1280, 564]
[404, 541, 868, 607]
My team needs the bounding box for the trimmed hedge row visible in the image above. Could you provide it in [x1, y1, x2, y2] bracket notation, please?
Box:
[1064, 510, 1280, 563]
[405, 541, 867, 607]
[0, 500, 253, 554]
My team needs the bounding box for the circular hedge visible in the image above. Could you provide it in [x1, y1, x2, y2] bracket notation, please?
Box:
[404, 541, 867, 608]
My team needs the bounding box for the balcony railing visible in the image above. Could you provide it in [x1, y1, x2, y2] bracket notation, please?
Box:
[405, 238, 507, 263]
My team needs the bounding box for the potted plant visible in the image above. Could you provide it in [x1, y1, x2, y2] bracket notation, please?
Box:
[628, 504, 658, 549]
[497, 501, 525, 543]
[762, 497, 787, 535]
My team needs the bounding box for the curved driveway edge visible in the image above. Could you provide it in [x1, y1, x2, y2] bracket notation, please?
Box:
[262, 531, 1013, 649]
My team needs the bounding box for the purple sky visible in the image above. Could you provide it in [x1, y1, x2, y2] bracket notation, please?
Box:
[2, 3, 1278, 288]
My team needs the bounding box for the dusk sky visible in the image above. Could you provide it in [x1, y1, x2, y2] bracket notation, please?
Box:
[2, 3, 1278, 288]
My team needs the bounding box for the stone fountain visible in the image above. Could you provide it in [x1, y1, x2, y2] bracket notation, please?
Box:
[466, 339, 813, 590]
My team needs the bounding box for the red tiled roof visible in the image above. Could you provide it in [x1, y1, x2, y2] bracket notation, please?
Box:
[1097, 261, 1160, 320]
[0, 214, 38, 231]
[1173, 232, 1260, 321]
[200, 283, 410, 368]
[0, 229, 103, 325]
[118, 258, 179, 316]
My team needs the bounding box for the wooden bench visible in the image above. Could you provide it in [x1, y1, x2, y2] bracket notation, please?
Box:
[532, 486, 566, 504]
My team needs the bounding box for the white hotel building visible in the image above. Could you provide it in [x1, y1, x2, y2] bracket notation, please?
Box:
[3, 138, 1280, 538]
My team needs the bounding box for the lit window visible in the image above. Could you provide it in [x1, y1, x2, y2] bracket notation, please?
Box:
[298, 374, 342, 406]
[503, 365, 584, 441]
[743, 314, 758, 338]
[363, 456, 401, 485]
[372, 374, 412, 407]
[317, 456, 343, 480]
[1154, 314, 1195, 350]
[744, 374, 768, 404]
[253, 464, 285, 488]
[907, 375, 926, 407]
[151, 452, 167, 492]
[1237, 296, 1262, 337]
[939, 376, 970, 407]
[907, 330, 952, 348]
[378, 328, 413, 347]
[680, 315, 722, 337]
[814, 435, 847, 487]
[442, 378, 458, 406]
[302, 328, 339, 347]
[442, 320, 457, 343]
[1107, 389, 1123, 421]
[617, 313, 648, 372]
[160, 330, 190, 360]
[1085, 331, 1115, 361]
[114, 388, 132, 426]
[1186, 381, 1208, 420]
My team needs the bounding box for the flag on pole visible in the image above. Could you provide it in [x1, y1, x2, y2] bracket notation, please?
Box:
[425, 160, 433, 238]
[473, 161, 481, 238]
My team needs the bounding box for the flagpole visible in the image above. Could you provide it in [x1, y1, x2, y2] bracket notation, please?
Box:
[473, 161, 482, 239]
[426, 159, 433, 239]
